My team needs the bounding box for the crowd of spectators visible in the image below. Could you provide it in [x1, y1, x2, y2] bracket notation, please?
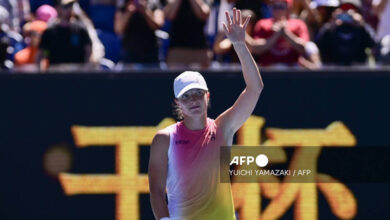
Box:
[0, 0, 390, 72]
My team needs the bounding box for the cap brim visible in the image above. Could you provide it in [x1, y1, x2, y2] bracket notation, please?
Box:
[176, 84, 208, 98]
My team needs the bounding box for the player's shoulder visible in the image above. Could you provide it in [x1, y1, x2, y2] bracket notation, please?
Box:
[153, 124, 176, 144]
[155, 129, 170, 139]
[151, 130, 170, 151]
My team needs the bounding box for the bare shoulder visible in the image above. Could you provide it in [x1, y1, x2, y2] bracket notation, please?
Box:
[151, 129, 170, 149]
[148, 129, 170, 186]
[149, 129, 170, 168]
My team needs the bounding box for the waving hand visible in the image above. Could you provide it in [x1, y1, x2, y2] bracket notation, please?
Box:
[223, 8, 251, 44]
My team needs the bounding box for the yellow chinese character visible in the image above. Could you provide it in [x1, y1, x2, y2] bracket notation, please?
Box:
[232, 116, 357, 220]
[59, 118, 175, 220]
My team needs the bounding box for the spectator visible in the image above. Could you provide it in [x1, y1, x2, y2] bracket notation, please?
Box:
[316, 0, 376, 65]
[303, 0, 340, 39]
[217, 0, 235, 33]
[247, 0, 310, 66]
[72, 1, 105, 64]
[164, 0, 212, 67]
[361, 0, 378, 31]
[114, 0, 164, 66]
[298, 41, 322, 69]
[377, 34, 390, 64]
[0, 6, 11, 69]
[36, 4, 58, 23]
[291, 0, 311, 19]
[0, 5, 24, 70]
[30, 0, 55, 13]
[37, 0, 92, 71]
[0, 0, 31, 33]
[0, 27, 10, 70]
[15, 20, 47, 66]
[372, 0, 390, 40]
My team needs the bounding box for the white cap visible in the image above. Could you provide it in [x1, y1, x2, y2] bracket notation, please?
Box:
[174, 71, 208, 98]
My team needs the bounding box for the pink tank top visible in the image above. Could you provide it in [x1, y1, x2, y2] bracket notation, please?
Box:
[164, 118, 236, 220]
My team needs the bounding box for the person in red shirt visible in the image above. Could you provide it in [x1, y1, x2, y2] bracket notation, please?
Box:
[247, 0, 310, 66]
[14, 20, 47, 67]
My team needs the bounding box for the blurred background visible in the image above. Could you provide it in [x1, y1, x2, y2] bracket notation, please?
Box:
[0, 0, 389, 71]
[1, 0, 390, 220]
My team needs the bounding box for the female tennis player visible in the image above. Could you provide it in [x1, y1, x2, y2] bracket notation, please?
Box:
[148, 8, 264, 220]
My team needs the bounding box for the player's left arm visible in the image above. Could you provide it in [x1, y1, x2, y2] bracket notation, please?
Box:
[216, 8, 264, 137]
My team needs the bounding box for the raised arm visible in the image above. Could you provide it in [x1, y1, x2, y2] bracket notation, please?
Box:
[188, 0, 211, 21]
[114, 3, 136, 35]
[115, 1, 164, 34]
[164, 0, 182, 21]
[136, 0, 165, 30]
[216, 8, 264, 137]
[372, 0, 389, 15]
[148, 130, 170, 219]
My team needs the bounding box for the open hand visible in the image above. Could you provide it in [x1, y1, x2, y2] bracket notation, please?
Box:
[223, 8, 251, 44]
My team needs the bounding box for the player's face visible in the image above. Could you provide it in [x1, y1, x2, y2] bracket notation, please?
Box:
[177, 89, 209, 117]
